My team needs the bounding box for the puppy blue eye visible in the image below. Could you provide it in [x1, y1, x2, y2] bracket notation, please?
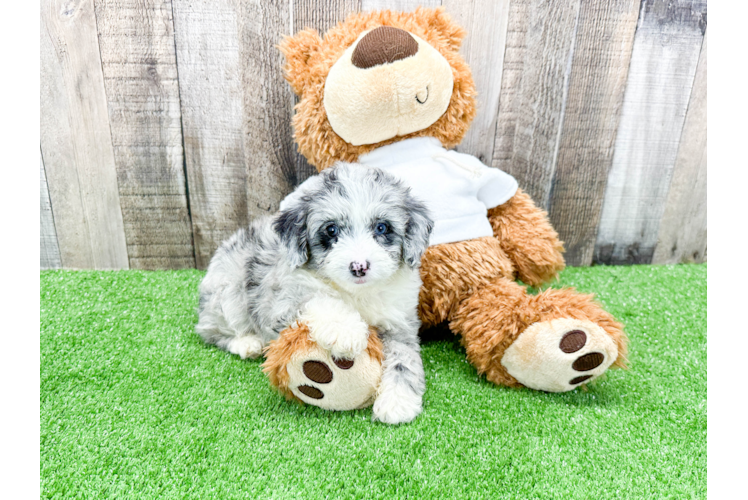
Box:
[375, 222, 389, 235]
[326, 224, 339, 237]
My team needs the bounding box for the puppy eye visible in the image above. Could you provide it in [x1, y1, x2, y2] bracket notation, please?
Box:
[326, 224, 339, 237]
[374, 222, 389, 235]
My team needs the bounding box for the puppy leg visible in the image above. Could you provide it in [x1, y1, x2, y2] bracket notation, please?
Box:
[372, 338, 425, 425]
[299, 295, 371, 360]
[196, 288, 265, 359]
[221, 336, 264, 359]
[196, 316, 265, 359]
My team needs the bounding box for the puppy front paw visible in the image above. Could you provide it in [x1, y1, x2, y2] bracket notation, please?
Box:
[300, 296, 370, 359]
[308, 319, 370, 360]
[372, 387, 423, 425]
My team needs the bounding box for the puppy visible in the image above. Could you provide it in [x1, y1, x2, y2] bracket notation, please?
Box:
[196, 163, 433, 424]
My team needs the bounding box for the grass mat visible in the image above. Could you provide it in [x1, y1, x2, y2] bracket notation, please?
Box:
[41, 264, 706, 499]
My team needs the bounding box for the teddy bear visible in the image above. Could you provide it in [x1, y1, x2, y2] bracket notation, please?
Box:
[262, 7, 627, 409]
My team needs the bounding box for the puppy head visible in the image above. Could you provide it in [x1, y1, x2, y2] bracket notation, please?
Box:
[273, 163, 432, 290]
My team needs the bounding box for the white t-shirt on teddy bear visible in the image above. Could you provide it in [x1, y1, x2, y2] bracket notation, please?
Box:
[280, 137, 518, 247]
[357, 137, 518, 246]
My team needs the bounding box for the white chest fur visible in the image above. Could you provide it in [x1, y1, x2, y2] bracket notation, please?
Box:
[338, 266, 422, 333]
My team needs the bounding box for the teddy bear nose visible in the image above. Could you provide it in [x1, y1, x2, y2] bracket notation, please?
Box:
[351, 26, 418, 69]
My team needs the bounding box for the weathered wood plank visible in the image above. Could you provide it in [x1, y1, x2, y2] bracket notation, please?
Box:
[40, 15, 89, 269]
[40, 152, 62, 269]
[40, 0, 129, 269]
[653, 30, 707, 264]
[491, 0, 530, 174]
[239, 0, 298, 218]
[292, 0, 362, 183]
[294, 0, 361, 34]
[172, 0, 248, 269]
[546, 0, 640, 266]
[495, 0, 582, 209]
[173, 0, 301, 268]
[444, 0, 511, 166]
[94, 0, 195, 270]
[361, 0, 441, 11]
[594, 0, 707, 265]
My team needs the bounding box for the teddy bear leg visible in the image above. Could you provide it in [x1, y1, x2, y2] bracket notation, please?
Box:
[262, 322, 385, 410]
[487, 189, 566, 287]
[450, 276, 627, 392]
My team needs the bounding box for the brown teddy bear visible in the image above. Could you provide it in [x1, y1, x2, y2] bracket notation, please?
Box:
[263, 7, 627, 407]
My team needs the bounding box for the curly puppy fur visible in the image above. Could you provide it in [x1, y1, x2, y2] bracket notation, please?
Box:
[280, 7, 476, 171]
[196, 163, 433, 423]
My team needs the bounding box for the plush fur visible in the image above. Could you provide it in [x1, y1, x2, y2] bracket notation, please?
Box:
[487, 189, 566, 287]
[323, 28, 455, 146]
[279, 7, 477, 171]
[418, 236, 515, 327]
[263, 322, 385, 409]
[279, 7, 627, 393]
[450, 277, 627, 390]
[196, 163, 433, 423]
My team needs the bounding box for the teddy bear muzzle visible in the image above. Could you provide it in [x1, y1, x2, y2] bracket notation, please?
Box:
[323, 27, 454, 146]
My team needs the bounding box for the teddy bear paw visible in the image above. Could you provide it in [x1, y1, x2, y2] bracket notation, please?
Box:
[286, 343, 383, 411]
[501, 319, 618, 392]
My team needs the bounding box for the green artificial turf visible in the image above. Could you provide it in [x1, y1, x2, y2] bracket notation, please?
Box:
[40, 264, 706, 499]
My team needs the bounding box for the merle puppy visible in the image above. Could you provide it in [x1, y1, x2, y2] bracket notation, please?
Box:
[196, 163, 433, 424]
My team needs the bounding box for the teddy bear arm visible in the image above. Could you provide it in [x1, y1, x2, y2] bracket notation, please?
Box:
[262, 322, 384, 410]
[487, 189, 565, 287]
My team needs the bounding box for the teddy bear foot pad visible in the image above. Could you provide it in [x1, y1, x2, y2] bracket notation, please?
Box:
[287, 343, 383, 410]
[501, 319, 618, 393]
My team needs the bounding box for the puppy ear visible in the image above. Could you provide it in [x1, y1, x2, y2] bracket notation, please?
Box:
[274, 173, 328, 268]
[402, 194, 433, 268]
[278, 28, 323, 96]
[273, 197, 311, 269]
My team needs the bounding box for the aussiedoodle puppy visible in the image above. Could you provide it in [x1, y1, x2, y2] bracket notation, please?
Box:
[196, 163, 433, 424]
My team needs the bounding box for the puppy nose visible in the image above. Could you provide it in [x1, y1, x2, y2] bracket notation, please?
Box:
[349, 261, 370, 277]
[351, 26, 418, 69]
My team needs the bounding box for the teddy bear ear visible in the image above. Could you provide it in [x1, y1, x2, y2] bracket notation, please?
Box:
[278, 28, 324, 96]
[417, 6, 466, 52]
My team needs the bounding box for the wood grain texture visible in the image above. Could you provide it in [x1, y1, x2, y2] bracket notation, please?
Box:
[653, 31, 707, 264]
[41, 0, 129, 269]
[172, 0, 247, 269]
[491, 0, 530, 174]
[362, 0, 441, 11]
[444, 0, 511, 166]
[594, 0, 707, 265]
[239, 0, 298, 220]
[40, 153, 62, 269]
[94, 0, 195, 270]
[292, 0, 362, 183]
[39, 0, 709, 270]
[496, 0, 582, 209]
[546, 0, 639, 266]
[40, 23, 87, 268]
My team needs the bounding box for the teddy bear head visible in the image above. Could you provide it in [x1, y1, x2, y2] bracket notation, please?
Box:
[280, 7, 477, 171]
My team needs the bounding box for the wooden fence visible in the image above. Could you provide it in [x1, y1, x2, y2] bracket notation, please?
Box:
[40, 0, 707, 270]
